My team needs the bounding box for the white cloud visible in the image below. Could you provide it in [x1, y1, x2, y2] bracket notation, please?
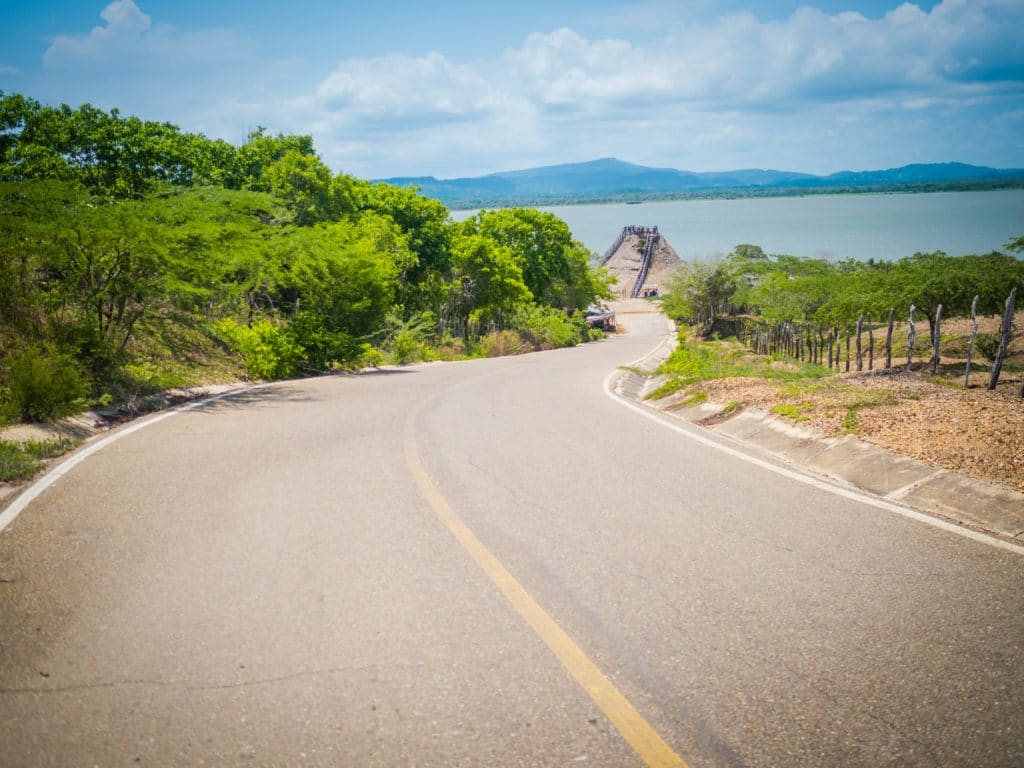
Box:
[42, 0, 254, 71]
[301, 0, 1024, 176]
[487, 1, 1024, 116]
[43, 0, 151, 65]
[313, 52, 499, 129]
[17, 0, 1024, 177]
[501, 28, 672, 111]
[99, 0, 151, 33]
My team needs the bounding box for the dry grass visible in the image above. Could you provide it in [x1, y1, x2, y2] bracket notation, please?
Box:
[670, 311, 1024, 492]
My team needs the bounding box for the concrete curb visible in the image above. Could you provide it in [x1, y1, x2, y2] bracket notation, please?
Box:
[616, 369, 1024, 543]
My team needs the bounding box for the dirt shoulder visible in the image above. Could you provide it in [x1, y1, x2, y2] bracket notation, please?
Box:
[637, 303, 1024, 494]
[680, 368, 1023, 493]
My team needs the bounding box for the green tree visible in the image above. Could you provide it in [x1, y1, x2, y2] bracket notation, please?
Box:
[881, 251, 1024, 334]
[662, 260, 737, 328]
[135, 185, 289, 318]
[274, 215, 412, 338]
[446, 233, 531, 333]
[0, 180, 74, 336]
[363, 182, 453, 315]
[261, 149, 350, 226]
[463, 208, 608, 311]
[231, 128, 316, 191]
[44, 195, 170, 368]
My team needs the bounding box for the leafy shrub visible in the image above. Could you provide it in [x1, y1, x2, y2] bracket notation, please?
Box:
[427, 333, 471, 361]
[508, 304, 585, 349]
[0, 441, 42, 480]
[1, 346, 89, 422]
[211, 318, 303, 380]
[390, 331, 427, 364]
[122, 360, 187, 391]
[51, 319, 121, 378]
[288, 311, 357, 371]
[478, 330, 530, 357]
[356, 343, 385, 369]
[973, 333, 1001, 361]
[0, 437, 79, 481]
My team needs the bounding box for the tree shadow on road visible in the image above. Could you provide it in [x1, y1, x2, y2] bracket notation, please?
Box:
[184, 368, 419, 416]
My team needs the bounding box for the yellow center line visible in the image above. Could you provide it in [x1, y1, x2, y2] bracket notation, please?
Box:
[404, 437, 690, 768]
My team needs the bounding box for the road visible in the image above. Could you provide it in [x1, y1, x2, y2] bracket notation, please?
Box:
[1, 306, 1022, 767]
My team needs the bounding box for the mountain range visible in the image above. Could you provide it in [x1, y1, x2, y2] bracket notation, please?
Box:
[379, 158, 1024, 209]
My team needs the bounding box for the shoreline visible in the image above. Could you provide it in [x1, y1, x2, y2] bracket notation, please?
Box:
[446, 181, 1024, 213]
[452, 188, 1024, 263]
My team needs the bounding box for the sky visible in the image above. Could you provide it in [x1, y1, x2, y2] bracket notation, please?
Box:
[1, 0, 1023, 180]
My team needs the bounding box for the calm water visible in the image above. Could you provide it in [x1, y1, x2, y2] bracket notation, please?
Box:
[453, 190, 1024, 262]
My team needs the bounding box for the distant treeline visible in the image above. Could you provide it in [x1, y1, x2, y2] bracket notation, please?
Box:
[660, 243, 1024, 394]
[662, 244, 1024, 333]
[0, 92, 613, 422]
[445, 179, 1024, 211]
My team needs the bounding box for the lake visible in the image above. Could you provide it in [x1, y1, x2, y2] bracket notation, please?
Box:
[452, 189, 1024, 263]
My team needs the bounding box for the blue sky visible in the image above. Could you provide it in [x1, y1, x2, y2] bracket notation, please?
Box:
[1, 0, 1022, 179]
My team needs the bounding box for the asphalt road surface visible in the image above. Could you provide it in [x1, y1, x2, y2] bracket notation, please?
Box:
[1, 307, 1022, 767]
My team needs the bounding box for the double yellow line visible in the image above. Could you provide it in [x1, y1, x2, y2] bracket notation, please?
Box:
[404, 436, 689, 768]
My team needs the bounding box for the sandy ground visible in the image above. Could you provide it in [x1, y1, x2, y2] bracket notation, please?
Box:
[667, 310, 1024, 493]
[689, 369, 1024, 492]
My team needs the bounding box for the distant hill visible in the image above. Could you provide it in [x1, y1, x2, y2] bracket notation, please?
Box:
[378, 158, 1024, 209]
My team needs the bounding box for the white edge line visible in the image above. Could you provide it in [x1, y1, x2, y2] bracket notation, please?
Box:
[0, 385, 267, 536]
[605, 344, 1024, 558]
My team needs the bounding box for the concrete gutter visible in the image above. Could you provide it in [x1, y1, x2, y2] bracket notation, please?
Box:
[615, 368, 1024, 544]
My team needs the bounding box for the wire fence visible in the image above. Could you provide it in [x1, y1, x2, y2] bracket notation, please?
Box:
[734, 287, 1021, 395]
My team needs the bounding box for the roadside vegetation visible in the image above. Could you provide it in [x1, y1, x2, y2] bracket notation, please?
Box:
[651, 241, 1024, 418]
[0, 92, 614, 432]
[647, 334, 831, 400]
[649, 242, 1024, 490]
[0, 437, 80, 482]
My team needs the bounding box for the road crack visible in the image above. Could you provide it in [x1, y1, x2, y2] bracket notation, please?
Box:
[0, 662, 397, 696]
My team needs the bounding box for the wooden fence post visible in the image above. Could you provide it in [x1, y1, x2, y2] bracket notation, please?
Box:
[867, 313, 874, 371]
[907, 305, 916, 372]
[988, 287, 1018, 390]
[885, 307, 895, 369]
[930, 304, 943, 376]
[855, 314, 864, 371]
[964, 295, 979, 387]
